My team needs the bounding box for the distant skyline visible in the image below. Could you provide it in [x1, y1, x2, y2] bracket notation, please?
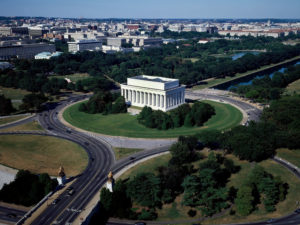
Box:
[1, 0, 300, 19]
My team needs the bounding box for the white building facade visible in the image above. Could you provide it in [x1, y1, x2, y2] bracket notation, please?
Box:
[121, 75, 185, 112]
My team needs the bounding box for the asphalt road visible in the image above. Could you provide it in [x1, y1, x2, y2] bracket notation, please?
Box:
[185, 90, 262, 123]
[29, 96, 115, 225]
[0, 205, 25, 223]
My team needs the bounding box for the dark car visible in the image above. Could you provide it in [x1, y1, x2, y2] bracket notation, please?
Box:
[52, 198, 60, 205]
[134, 222, 146, 225]
[67, 189, 75, 196]
[6, 213, 17, 218]
[295, 208, 300, 213]
[129, 157, 135, 160]
[66, 186, 73, 192]
[84, 142, 89, 146]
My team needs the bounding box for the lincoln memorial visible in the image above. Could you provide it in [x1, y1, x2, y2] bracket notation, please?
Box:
[120, 75, 185, 112]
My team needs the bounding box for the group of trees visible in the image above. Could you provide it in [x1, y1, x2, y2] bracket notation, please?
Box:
[231, 64, 300, 101]
[137, 102, 215, 130]
[0, 170, 57, 206]
[0, 95, 15, 116]
[235, 166, 287, 215]
[79, 92, 127, 114]
[2, 35, 298, 93]
[0, 67, 114, 95]
[94, 136, 201, 222]
[198, 95, 300, 162]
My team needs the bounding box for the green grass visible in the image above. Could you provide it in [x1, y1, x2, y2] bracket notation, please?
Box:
[0, 121, 43, 132]
[284, 78, 300, 95]
[63, 100, 242, 138]
[276, 148, 300, 168]
[118, 153, 171, 181]
[0, 86, 31, 100]
[0, 135, 88, 176]
[0, 115, 28, 126]
[117, 151, 300, 223]
[193, 55, 300, 90]
[50, 73, 90, 82]
[113, 147, 143, 160]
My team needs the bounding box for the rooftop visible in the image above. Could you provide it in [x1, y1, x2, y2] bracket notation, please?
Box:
[131, 75, 177, 83]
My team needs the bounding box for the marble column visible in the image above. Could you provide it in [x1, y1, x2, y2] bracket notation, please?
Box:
[152, 93, 156, 106]
[157, 94, 160, 108]
[144, 92, 146, 105]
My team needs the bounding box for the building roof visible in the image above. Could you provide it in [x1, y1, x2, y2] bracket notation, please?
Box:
[131, 75, 177, 83]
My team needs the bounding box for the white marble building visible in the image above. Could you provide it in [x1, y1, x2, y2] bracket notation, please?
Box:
[121, 75, 185, 112]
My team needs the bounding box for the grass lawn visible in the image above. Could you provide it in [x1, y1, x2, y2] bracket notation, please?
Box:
[118, 153, 171, 181]
[284, 78, 300, 95]
[276, 148, 300, 168]
[0, 135, 88, 176]
[0, 86, 31, 100]
[117, 151, 300, 223]
[193, 55, 300, 90]
[63, 100, 242, 138]
[50, 73, 90, 82]
[0, 115, 28, 126]
[0, 121, 43, 132]
[113, 147, 143, 160]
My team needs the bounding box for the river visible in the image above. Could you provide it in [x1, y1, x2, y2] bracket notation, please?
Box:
[213, 60, 300, 90]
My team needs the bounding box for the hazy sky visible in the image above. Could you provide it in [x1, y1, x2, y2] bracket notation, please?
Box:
[1, 0, 300, 19]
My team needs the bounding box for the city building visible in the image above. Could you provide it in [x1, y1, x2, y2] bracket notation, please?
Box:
[0, 42, 55, 60]
[106, 37, 126, 47]
[68, 39, 102, 53]
[121, 75, 185, 112]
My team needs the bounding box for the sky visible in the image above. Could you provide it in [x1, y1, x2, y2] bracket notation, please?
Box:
[1, 0, 300, 19]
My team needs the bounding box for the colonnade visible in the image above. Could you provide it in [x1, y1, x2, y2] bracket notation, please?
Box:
[121, 88, 185, 111]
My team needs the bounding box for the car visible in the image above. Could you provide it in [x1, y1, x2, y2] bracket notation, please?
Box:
[295, 208, 300, 213]
[52, 198, 60, 205]
[134, 222, 146, 225]
[6, 213, 17, 218]
[84, 142, 89, 146]
[47, 126, 52, 130]
[66, 186, 73, 192]
[129, 157, 135, 160]
[266, 218, 275, 223]
[66, 129, 71, 133]
[67, 189, 75, 196]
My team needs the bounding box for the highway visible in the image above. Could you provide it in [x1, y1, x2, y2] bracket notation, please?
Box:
[0, 205, 25, 224]
[29, 96, 115, 225]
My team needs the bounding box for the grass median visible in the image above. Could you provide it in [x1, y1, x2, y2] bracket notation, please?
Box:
[63, 100, 242, 138]
[0, 135, 88, 176]
[0, 115, 28, 126]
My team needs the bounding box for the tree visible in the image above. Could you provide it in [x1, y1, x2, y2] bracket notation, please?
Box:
[0, 95, 15, 116]
[184, 113, 193, 127]
[126, 173, 161, 208]
[235, 186, 255, 216]
[20, 93, 48, 112]
[111, 96, 127, 114]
